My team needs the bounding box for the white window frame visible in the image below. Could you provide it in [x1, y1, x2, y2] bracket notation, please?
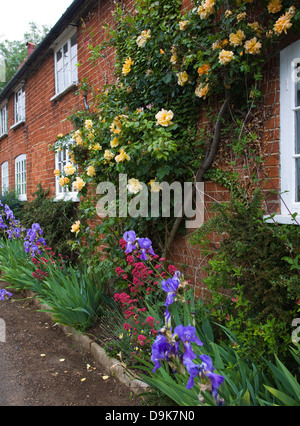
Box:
[278, 39, 300, 224]
[53, 28, 78, 97]
[13, 85, 25, 126]
[0, 103, 8, 137]
[54, 143, 79, 202]
[15, 154, 27, 201]
[1, 161, 9, 195]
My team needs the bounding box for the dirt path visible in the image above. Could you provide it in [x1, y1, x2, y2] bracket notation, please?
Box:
[0, 284, 138, 406]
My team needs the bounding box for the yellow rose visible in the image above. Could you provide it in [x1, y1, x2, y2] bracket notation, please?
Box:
[274, 10, 293, 35]
[104, 150, 115, 161]
[110, 118, 122, 134]
[84, 119, 93, 130]
[267, 0, 282, 14]
[244, 37, 262, 55]
[177, 71, 189, 86]
[86, 165, 96, 177]
[71, 220, 80, 234]
[53, 169, 60, 177]
[64, 162, 76, 176]
[59, 177, 69, 187]
[127, 178, 143, 194]
[229, 30, 246, 47]
[110, 137, 120, 148]
[155, 109, 174, 127]
[72, 177, 86, 192]
[195, 83, 209, 99]
[149, 179, 162, 193]
[219, 50, 235, 65]
[115, 147, 131, 163]
[179, 20, 190, 31]
[136, 30, 151, 47]
[122, 57, 134, 76]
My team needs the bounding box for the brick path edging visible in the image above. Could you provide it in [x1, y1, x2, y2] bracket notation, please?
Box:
[27, 291, 149, 396]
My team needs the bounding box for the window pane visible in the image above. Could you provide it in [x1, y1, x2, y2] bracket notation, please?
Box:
[296, 110, 300, 154]
[297, 158, 300, 202]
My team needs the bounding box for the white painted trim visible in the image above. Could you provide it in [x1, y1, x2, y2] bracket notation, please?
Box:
[280, 39, 300, 217]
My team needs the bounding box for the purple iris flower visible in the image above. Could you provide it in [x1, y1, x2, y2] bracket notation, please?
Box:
[24, 241, 30, 253]
[32, 223, 43, 234]
[199, 354, 225, 400]
[4, 205, 14, 220]
[183, 357, 203, 389]
[161, 278, 180, 306]
[151, 334, 173, 373]
[37, 237, 46, 246]
[137, 237, 156, 260]
[0, 289, 13, 301]
[123, 230, 137, 254]
[174, 325, 203, 361]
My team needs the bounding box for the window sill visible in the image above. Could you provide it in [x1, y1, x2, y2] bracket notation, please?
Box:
[0, 132, 8, 140]
[10, 120, 25, 130]
[50, 83, 78, 103]
[18, 194, 27, 202]
[264, 214, 299, 225]
[54, 193, 79, 203]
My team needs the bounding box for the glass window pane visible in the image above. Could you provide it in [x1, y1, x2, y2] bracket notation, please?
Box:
[296, 158, 300, 202]
[296, 110, 300, 154]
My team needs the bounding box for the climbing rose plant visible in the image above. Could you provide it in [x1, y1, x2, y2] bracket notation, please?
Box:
[50, 0, 299, 259]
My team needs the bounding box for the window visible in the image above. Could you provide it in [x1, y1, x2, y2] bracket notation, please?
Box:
[1, 161, 9, 195]
[54, 30, 78, 95]
[55, 146, 78, 201]
[280, 39, 300, 221]
[0, 104, 7, 137]
[15, 154, 26, 201]
[14, 86, 25, 124]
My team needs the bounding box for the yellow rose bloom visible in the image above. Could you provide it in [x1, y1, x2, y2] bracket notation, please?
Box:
[229, 30, 246, 47]
[104, 150, 115, 161]
[110, 137, 120, 148]
[59, 177, 69, 187]
[155, 109, 174, 127]
[237, 12, 246, 22]
[268, 0, 282, 14]
[219, 50, 235, 65]
[198, 0, 215, 19]
[177, 71, 189, 86]
[53, 169, 60, 177]
[122, 57, 134, 76]
[195, 83, 209, 99]
[91, 143, 102, 151]
[72, 177, 86, 192]
[86, 165, 96, 177]
[127, 178, 143, 194]
[110, 118, 122, 134]
[57, 133, 64, 138]
[71, 220, 80, 234]
[244, 37, 262, 55]
[115, 147, 131, 163]
[149, 179, 162, 193]
[64, 162, 76, 176]
[274, 10, 293, 35]
[136, 30, 151, 47]
[179, 20, 190, 30]
[197, 63, 210, 76]
[84, 119, 93, 130]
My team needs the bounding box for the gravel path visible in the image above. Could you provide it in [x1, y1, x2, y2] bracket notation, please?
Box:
[0, 284, 138, 406]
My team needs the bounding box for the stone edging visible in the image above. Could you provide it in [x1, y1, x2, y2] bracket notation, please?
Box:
[28, 292, 149, 396]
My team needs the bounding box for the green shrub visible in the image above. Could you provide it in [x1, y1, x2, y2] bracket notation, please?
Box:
[19, 184, 79, 262]
[190, 189, 300, 366]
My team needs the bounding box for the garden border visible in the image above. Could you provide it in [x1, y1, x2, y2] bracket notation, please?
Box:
[27, 291, 149, 396]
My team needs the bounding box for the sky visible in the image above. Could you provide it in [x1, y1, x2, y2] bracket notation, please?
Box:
[0, 0, 75, 41]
